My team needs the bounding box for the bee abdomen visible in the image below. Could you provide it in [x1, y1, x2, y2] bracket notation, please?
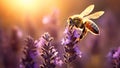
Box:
[91, 24, 99, 34]
[85, 21, 99, 34]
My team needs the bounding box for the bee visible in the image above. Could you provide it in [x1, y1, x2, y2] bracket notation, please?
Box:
[67, 4, 104, 39]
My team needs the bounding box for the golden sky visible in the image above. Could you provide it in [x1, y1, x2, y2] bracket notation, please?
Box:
[0, 0, 90, 28]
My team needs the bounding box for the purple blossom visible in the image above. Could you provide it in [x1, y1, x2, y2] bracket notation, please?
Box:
[35, 37, 46, 48]
[74, 46, 82, 58]
[39, 33, 63, 68]
[62, 25, 82, 63]
[54, 57, 63, 66]
[20, 36, 38, 68]
[108, 47, 120, 68]
[113, 47, 120, 58]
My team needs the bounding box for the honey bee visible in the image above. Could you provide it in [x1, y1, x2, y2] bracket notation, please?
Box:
[67, 4, 104, 39]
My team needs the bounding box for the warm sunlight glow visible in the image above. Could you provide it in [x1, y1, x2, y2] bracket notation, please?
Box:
[2, 0, 57, 14]
[17, 0, 37, 9]
[14, 0, 38, 12]
[1, 0, 41, 14]
[20, 0, 34, 4]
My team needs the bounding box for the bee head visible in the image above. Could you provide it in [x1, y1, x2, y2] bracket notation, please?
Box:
[68, 16, 83, 28]
[68, 17, 74, 26]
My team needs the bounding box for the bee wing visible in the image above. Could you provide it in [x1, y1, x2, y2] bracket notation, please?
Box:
[85, 20, 99, 35]
[80, 4, 94, 17]
[85, 11, 104, 19]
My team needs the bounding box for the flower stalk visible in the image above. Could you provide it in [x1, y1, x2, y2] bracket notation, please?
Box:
[20, 36, 38, 68]
[108, 47, 120, 68]
[62, 25, 82, 63]
[40, 33, 62, 68]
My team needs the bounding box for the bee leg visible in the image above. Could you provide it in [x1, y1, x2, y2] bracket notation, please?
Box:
[80, 27, 87, 39]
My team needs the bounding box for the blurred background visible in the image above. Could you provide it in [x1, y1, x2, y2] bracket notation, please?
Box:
[0, 0, 120, 68]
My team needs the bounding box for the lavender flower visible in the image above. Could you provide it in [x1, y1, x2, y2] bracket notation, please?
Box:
[40, 33, 62, 68]
[62, 25, 82, 63]
[108, 47, 120, 68]
[10, 26, 23, 52]
[20, 36, 38, 68]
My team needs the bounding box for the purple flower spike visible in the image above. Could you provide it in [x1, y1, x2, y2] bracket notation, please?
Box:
[62, 25, 82, 63]
[40, 33, 63, 68]
[108, 47, 120, 68]
[20, 36, 38, 68]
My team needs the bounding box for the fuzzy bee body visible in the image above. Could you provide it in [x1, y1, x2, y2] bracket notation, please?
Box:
[85, 20, 99, 34]
[68, 4, 104, 39]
